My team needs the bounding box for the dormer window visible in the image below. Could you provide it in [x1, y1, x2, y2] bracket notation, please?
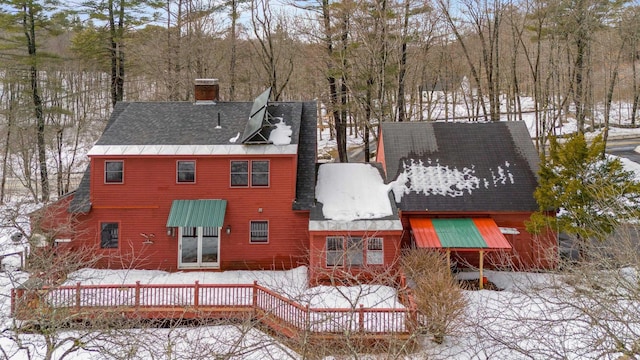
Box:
[104, 161, 123, 184]
[177, 160, 196, 183]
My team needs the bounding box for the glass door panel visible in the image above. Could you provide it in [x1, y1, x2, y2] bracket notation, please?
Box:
[201, 227, 219, 265]
[179, 226, 220, 268]
[180, 227, 198, 265]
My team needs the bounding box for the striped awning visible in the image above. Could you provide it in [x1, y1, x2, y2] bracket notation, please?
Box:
[410, 218, 512, 250]
[166, 200, 227, 227]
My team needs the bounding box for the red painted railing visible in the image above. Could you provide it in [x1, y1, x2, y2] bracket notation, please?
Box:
[12, 280, 417, 336]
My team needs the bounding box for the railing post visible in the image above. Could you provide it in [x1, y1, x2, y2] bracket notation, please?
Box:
[10, 288, 15, 316]
[305, 304, 310, 332]
[359, 304, 365, 333]
[75, 282, 81, 312]
[194, 281, 199, 309]
[252, 280, 258, 309]
[135, 281, 141, 309]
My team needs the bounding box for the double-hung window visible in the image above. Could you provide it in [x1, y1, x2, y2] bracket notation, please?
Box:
[346, 237, 364, 266]
[177, 161, 196, 183]
[326, 237, 344, 266]
[231, 161, 249, 186]
[100, 222, 119, 249]
[250, 221, 269, 243]
[366, 237, 384, 265]
[231, 160, 269, 187]
[104, 161, 123, 184]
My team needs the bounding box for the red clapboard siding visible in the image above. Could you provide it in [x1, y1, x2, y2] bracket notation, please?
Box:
[401, 212, 557, 271]
[69, 154, 310, 271]
[308, 230, 402, 284]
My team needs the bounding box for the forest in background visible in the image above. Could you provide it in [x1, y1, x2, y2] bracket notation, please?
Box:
[2, 0, 640, 203]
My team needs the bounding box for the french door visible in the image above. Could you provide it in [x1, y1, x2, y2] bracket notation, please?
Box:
[178, 226, 220, 268]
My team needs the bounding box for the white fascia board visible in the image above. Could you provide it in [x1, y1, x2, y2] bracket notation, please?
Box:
[88, 144, 298, 156]
[309, 219, 403, 232]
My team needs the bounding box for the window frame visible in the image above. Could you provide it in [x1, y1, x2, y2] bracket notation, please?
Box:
[325, 236, 385, 267]
[251, 160, 270, 187]
[230, 160, 249, 187]
[230, 160, 270, 188]
[326, 236, 345, 267]
[346, 237, 364, 267]
[176, 160, 196, 183]
[249, 220, 269, 243]
[100, 222, 119, 249]
[104, 160, 124, 184]
[366, 237, 384, 265]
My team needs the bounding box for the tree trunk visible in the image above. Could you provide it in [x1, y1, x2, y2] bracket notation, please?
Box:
[396, 0, 410, 122]
[321, 0, 346, 162]
[229, 0, 238, 100]
[23, 3, 49, 203]
[0, 79, 15, 204]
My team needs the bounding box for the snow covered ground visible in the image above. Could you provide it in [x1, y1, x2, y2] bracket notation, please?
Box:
[3, 99, 640, 358]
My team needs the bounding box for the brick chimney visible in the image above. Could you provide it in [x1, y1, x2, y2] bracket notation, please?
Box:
[194, 78, 219, 103]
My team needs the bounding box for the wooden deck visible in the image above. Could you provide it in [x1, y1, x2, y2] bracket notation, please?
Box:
[11, 280, 418, 344]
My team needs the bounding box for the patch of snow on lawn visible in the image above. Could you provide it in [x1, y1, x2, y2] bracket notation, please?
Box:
[315, 163, 393, 221]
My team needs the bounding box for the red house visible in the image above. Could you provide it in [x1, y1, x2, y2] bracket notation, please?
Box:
[43, 81, 317, 271]
[308, 162, 403, 284]
[376, 121, 557, 270]
[35, 82, 555, 283]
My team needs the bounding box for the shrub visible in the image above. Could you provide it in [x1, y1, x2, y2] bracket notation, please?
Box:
[401, 249, 467, 344]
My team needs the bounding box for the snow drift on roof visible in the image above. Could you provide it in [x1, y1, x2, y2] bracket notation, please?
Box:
[315, 163, 393, 221]
[268, 117, 292, 145]
[390, 158, 515, 203]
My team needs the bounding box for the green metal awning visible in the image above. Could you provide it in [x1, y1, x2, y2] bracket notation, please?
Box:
[166, 200, 227, 227]
[433, 218, 487, 248]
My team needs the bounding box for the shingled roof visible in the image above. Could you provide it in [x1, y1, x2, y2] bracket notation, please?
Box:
[381, 121, 540, 212]
[93, 101, 302, 146]
[69, 100, 317, 213]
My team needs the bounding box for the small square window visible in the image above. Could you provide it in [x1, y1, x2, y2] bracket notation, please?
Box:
[100, 222, 119, 249]
[251, 161, 269, 187]
[250, 221, 269, 243]
[231, 161, 249, 187]
[105, 161, 123, 183]
[177, 161, 195, 183]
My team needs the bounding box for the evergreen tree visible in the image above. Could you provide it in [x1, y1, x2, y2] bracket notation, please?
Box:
[0, 0, 63, 203]
[528, 133, 640, 248]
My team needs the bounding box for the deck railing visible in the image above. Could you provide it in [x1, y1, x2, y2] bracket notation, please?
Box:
[11, 280, 417, 336]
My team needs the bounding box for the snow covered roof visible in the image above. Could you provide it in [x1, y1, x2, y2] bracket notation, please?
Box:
[310, 163, 401, 231]
[381, 121, 540, 212]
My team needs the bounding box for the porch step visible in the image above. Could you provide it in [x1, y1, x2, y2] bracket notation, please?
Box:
[255, 309, 300, 339]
